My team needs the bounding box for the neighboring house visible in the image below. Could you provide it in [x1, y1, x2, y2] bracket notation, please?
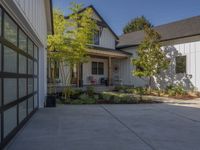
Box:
[0, 0, 53, 148]
[49, 5, 200, 91]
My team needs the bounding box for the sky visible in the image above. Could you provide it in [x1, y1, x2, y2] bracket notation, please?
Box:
[53, 0, 200, 36]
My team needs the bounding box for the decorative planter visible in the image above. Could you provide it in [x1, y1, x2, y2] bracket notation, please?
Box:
[46, 94, 56, 107]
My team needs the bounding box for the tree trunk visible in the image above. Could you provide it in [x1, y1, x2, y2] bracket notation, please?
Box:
[149, 76, 152, 93]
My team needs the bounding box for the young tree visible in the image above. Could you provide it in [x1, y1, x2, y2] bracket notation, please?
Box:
[47, 2, 97, 98]
[123, 16, 153, 34]
[132, 26, 169, 91]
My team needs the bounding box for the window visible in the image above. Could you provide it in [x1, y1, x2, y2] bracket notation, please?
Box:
[4, 14, 17, 46]
[28, 97, 33, 114]
[28, 39, 33, 57]
[19, 29, 27, 52]
[4, 106, 17, 137]
[92, 62, 98, 75]
[93, 30, 100, 45]
[19, 54, 27, 74]
[19, 101, 27, 123]
[92, 62, 104, 75]
[176, 56, 186, 74]
[98, 62, 104, 75]
[19, 78, 27, 98]
[4, 78, 17, 105]
[28, 78, 33, 94]
[4, 46, 17, 73]
[28, 58, 33, 74]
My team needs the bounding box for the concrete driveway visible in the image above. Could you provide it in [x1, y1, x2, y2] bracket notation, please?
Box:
[7, 101, 200, 150]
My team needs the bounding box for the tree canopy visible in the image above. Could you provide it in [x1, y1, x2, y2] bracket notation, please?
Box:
[132, 26, 169, 88]
[123, 16, 153, 34]
[47, 2, 97, 89]
[47, 2, 97, 66]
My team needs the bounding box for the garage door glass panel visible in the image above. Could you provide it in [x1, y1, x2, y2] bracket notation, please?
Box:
[4, 78, 17, 104]
[4, 46, 17, 73]
[4, 106, 17, 137]
[4, 14, 17, 46]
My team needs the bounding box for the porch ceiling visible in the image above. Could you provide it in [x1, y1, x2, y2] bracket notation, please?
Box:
[87, 48, 131, 59]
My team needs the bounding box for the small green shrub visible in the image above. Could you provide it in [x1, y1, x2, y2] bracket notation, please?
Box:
[86, 86, 95, 96]
[71, 89, 83, 99]
[93, 95, 99, 101]
[132, 87, 148, 95]
[62, 87, 75, 99]
[114, 86, 127, 92]
[166, 84, 186, 96]
[100, 92, 112, 101]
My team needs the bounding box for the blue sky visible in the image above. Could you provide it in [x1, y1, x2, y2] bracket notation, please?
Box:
[53, 0, 200, 36]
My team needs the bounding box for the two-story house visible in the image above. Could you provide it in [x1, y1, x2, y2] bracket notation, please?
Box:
[49, 5, 200, 92]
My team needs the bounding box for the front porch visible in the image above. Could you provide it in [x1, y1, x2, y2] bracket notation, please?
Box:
[47, 47, 131, 92]
[78, 47, 131, 87]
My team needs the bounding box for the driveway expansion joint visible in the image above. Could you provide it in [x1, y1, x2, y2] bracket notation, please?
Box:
[100, 105, 156, 150]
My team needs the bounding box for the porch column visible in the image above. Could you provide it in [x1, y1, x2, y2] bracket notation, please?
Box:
[76, 64, 83, 87]
[108, 57, 112, 86]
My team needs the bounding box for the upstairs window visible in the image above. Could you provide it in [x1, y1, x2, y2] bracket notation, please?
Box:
[92, 30, 100, 45]
[92, 62, 104, 75]
[176, 56, 186, 74]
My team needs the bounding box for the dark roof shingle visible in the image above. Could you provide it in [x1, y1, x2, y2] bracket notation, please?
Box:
[117, 16, 200, 48]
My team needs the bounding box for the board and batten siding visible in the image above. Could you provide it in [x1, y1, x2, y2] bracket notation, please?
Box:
[120, 37, 200, 90]
[161, 39, 200, 90]
[117, 47, 148, 87]
[99, 28, 116, 49]
[92, 11, 116, 49]
[13, 0, 48, 46]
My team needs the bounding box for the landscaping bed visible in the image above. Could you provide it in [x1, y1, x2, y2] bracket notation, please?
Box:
[58, 87, 161, 105]
[113, 85, 200, 100]
[57, 85, 200, 105]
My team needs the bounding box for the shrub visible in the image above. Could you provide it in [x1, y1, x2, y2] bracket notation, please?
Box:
[132, 87, 148, 95]
[71, 89, 83, 99]
[166, 84, 186, 96]
[62, 87, 75, 99]
[86, 86, 95, 96]
[114, 86, 127, 92]
[99, 92, 112, 101]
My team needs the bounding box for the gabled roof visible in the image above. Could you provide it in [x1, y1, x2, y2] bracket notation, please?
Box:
[117, 15, 200, 49]
[65, 5, 118, 40]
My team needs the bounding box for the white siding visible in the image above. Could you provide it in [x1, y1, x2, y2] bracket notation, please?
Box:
[121, 37, 200, 90]
[161, 40, 200, 90]
[13, 0, 48, 46]
[100, 28, 116, 49]
[92, 11, 116, 49]
[119, 47, 148, 87]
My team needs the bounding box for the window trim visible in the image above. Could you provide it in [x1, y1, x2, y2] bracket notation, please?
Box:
[175, 55, 187, 74]
[91, 61, 104, 75]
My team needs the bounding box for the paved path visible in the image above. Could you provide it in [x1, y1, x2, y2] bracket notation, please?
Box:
[7, 101, 200, 150]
